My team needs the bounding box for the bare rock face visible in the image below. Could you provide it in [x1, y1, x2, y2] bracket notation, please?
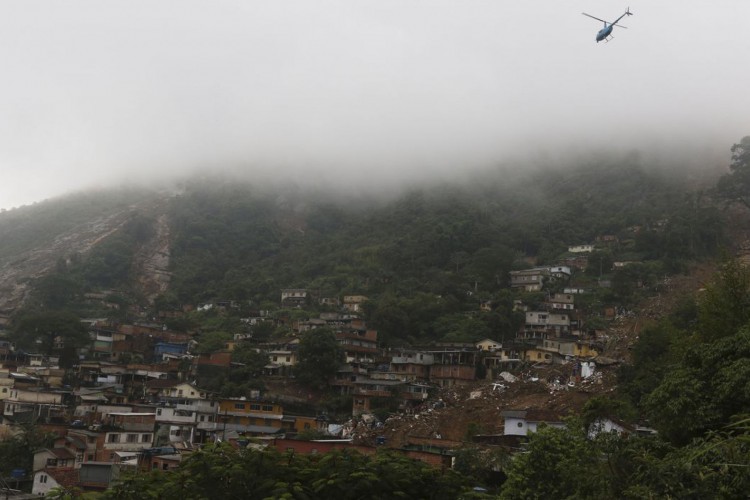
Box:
[0, 198, 172, 313]
[131, 212, 172, 304]
[0, 210, 131, 312]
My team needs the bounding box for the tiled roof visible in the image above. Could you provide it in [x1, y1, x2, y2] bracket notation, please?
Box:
[43, 467, 80, 489]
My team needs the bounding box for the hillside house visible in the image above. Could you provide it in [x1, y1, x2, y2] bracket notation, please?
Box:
[342, 295, 368, 313]
[318, 297, 340, 308]
[143, 381, 209, 403]
[501, 409, 565, 436]
[352, 378, 404, 415]
[427, 349, 478, 387]
[2, 388, 67, 422]
[33, 447, 77, 471]
[294, 318, 327, 333]
[509, 268, 548, 292]
[547, 293, 575, 311]
[154, 398, 218, 445]
[596, 234, 620, 246]
[216, 398, 285, 437]
[522, 347, 553, 364]
[62, 428, 105, 464]
[390, 351, 435, 382]
[32, 467, 80, 497]
[336, 329, 379, 364]
[281, 289, 308, 308]
[483, 346, 524, 376]
[193, 351, 231, 368]
[475, 338, 502, 352]
[540, 338, 598, 362]
[568, 244, 594, 253]
[265, 349, 297, 376]
[520, 311, 571, 339]
[548, 266, 572, 279]
[101, 413, 156, 461]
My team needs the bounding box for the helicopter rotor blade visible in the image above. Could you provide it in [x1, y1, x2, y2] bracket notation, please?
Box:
[613, 24, 628, 29]
[582, 12, 607, 23]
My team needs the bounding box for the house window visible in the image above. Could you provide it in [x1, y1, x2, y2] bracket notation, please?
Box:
[127, 434, 138, 443]
[157, 409, 162, 416]
[517, 422, 524, 428]
[234, 403, 245, 410]
[40, 475, 48, 483]
[87, 454, 94, 461]
[262, 405, 273, 412]
[108, 434, 118, 443]
[250, 404, 261, 411]
[46, 458, 58, 467]
[142, 434, 151, 442]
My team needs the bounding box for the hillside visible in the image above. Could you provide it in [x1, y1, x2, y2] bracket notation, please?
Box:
[0, 160, 727, 343]
[0, 190, 169, 313]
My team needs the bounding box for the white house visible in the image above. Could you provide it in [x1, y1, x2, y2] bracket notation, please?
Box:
[568, 245, 594, 253]
[501, 409, 566, 436]
[32, 468, 78, 496]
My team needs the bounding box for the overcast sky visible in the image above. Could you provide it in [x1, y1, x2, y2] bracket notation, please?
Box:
[1, 1, 748, 210]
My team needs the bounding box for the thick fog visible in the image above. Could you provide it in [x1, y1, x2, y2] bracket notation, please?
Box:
[1, 1, 748, 209]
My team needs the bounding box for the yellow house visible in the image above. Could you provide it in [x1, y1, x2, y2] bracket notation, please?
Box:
[523, 348, 553, 364]
[217, 398, 285, 436]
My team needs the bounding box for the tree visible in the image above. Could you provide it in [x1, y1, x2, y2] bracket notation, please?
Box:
[644, 327, 750, 445]
[295, 328, 342, 389]
[717, 136, 750, 209]
[193, 331, 233, 354]
[500, 420, 610, 499]
[697, 258, 750, 342]
[12, 311, 89, 367]
[0, 423, 55, 479]
[103, 443, 469, 499]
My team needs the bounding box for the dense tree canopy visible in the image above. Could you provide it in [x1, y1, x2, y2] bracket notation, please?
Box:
[102, 443, 468, 500]
[717, 136, 750, 209]
[295, 328, 343, 389]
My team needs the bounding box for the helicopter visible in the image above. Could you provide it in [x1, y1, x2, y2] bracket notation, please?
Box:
[582, 7, 633, 43]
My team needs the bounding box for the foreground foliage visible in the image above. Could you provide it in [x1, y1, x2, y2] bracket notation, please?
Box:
[103, 443, 468, 500]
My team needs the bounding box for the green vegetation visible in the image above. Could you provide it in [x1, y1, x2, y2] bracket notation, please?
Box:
[295, 328, 343, 389]
[0, 423, 55, 481]
[150, 158, 723, 345]
[3, 143, 749, 497]
[102, 442, 468, 500]
[0, 189, 158, 261]
[717, 135, 750, 209]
